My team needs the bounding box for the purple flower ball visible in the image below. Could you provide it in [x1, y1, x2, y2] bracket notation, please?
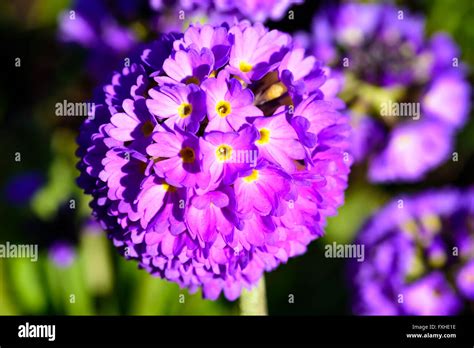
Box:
[349, 188, 474, 315]
[77, 21, 351, 300]
[311, 3, 470, 183]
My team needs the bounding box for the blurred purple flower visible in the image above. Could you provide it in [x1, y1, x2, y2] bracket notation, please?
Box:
[403, 272, 462, 315]
[155, 0, 302, 23]
[58, 0, 139, 81]
[48, 241, 76, 268]
[456, 260, 474, 300]
[58, 0, 304, 82]
[311, 3, 470, 183]
[350, 188, 474, 315]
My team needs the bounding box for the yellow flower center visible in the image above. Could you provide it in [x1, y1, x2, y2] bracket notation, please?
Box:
[429, 252, 447, 268]
[239, 61, 253, 73]
[265, 82, 287, 101]
[215, 144, 233, 162]
[421, 214, 441, 233]
[256, 128, 271, 145]
[141, 121, 154, 137]
[401, 219, 418, 235]
[178, 103, 193, 118]
[179, 146, 196, 163]
[216, 100, 232, 118]
[243, 169, 259, 183]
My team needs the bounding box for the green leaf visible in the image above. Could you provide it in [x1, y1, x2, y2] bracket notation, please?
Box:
[8, 257, 47, 314]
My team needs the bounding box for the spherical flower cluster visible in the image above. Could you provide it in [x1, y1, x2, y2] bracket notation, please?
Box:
[349, 188, 474, 315]
[311, 3, 470, 183]
[77, 20, 351, 300]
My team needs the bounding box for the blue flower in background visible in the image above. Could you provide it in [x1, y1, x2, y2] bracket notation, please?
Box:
[4, 171, 44, 206]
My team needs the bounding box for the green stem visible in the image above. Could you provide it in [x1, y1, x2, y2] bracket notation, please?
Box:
[239, 276, 268, 315]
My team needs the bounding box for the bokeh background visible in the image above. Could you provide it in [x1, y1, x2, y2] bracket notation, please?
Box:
[0, 0, 473, 315]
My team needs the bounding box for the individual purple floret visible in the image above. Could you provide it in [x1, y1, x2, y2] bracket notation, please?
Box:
[350, 188, 474, 315]
[77, 21, 351, 300]
[311, 3, 470, 183]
